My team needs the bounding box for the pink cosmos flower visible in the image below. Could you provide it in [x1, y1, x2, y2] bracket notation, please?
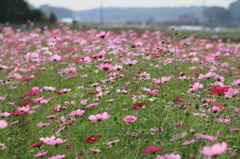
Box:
[49, 54, 61, 61]
[232, 79, 240, 87]
[194, 133, 217, 141]
[107, 139, 120, 145]
[138, 72, 151, 80]
[96, 31, 107, 39]
[84, 103, 99, 108]
[97, 63, 113, 71]
[160, 76, 172, 83]
[46, 138, 67, 145]
[48, 154, 65, 159]
[33, 151, 48, 158]
[26, 87, 42, 96]
[68, 109, 85, 117]
[43, 86, 56, 91]
[224, 88, 239, 98]
[155, 153, 181, 159]
[0, 143, 6, 150]
[123, 115, 138, 123]
[182, 139, 196, 145]
[46, 114, 57, 118]
[88, 112, 110, 122]
[0, 112, 11, 117]
[200, 142, 227, 157]
[89, 148, 101, 153]
[0, 120, 8, 129]
[37, 121, 50, 127]
[40, 136, 56, 142]
[216, 117, 231, 124]
[123, 59, 138, 66]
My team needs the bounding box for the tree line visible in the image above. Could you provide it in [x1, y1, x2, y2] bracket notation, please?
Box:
[203, 0, 240, 27]
[0, 0, 56, 24]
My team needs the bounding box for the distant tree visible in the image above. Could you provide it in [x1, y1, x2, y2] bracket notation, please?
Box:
[0, 0, 47, 23]
[204, 7, 233, 26]
[229, 0, 240, 20]
[48, 10, 57, 23]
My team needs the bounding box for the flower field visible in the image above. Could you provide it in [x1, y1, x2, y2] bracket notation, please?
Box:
[0, 25, 239, 159]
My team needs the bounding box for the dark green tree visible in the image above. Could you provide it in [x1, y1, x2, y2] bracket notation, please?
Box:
[48, 10, 57, 23]
[204, 7, 233, 26]
[0, 0, 47, 23]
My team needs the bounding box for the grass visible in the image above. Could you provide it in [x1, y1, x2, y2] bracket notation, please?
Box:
[0, 24, 239, 159]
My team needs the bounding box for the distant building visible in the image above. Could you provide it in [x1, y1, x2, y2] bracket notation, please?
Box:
[60, 18, 76, 25]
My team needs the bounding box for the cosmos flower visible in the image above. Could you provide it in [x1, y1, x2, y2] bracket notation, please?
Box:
[85, 136, 101, 143]
[88, 112, 110, 122]
[33, 151, 48, 158]
[200, 142, 227, 157]
[123, 115, 138, 123]
[142, 145, 164, 155]
[0, 120, 8, 129]
[30, 141, 44, 148]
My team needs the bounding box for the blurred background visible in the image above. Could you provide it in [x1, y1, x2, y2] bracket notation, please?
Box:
[1, 0, 240, 36]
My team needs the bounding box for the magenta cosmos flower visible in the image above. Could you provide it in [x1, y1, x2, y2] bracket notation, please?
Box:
[88, 112, 110, 122]
[123, 115, 138, 123]
[200, 142, 227, 157]
[0, 120, 8, 129]
[142, 145, 164, 155]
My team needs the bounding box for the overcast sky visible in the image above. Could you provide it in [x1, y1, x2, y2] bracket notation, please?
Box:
[27, 0, 237, 11]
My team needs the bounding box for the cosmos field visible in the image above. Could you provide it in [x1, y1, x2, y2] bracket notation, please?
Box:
[0, 25, 239, 159]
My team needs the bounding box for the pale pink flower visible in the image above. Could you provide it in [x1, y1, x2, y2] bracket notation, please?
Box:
[64, 67, 76, 73]
[123, 115, 137, 123]
[194, 133, 217, 141]
[49, 54, 61, 61]
[161, 76, 172, 83]
[88, 112, 110, 122]
[96, 31, 107, 39]
[0, 143, 6, 150]
[80, 99, 88, 105]
[200, 142, 227, 157]
[33, 151, 48, 158]
[89, 148, 101, 153]
[40, 136, 56, 142]
[85, 103, 99, 108]
[43, 86, 56, 91]
[107, 139, 120, 145]
[155, 153, 181, 159]
[182, 139, 196, 145]
[232, 79, 240, 87]
[46, 114, 57, 118]
[216, 118, 231, 124]
[123, 59, 138, 66]
[68, 109, 85, 117]
[37, 121, 50, 127]
[48, 154, 65, 159]
[46, 138, 67, 145]
[138, 72, 151, 80]
[0, 112, 11, 117]
[97, 63, 113, 71]
[224, 88, 239, 98]
[0, 120, 8, 129]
